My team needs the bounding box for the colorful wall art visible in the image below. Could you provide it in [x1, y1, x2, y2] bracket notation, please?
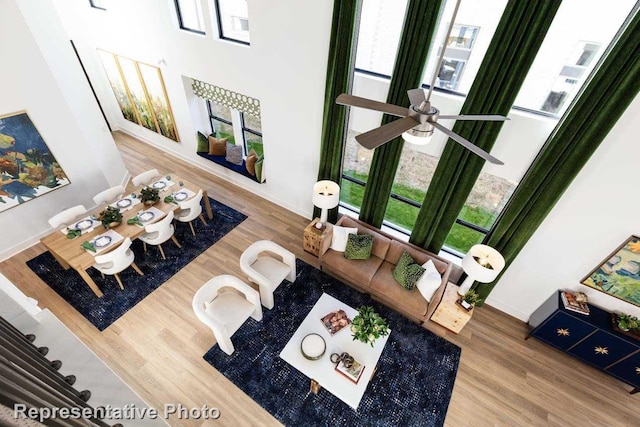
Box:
[0, 111, 70, 213]
[97, 49, 179, 142]
[582, 235, 640, 306]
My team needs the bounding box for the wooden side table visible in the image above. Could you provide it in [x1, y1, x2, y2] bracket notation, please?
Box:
[303, 218, 326, 256]
[430, 284, 473, 333]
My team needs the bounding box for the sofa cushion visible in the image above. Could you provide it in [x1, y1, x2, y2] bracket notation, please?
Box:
[386, 240, 450, 275]
[197, 131, 209, 152]
[331, 226, 358, 252]
[371, 261, 428, 316]
[344, 234, 373, 260]
[225, 141, 243, 165]
[416, 260, 443, 302]
[322, 249, 382, 286]
[245, 149, 258, 175]
[208, 136, 227, 156]
[339, 216, 390, 259]
[392, 251, 425, 290]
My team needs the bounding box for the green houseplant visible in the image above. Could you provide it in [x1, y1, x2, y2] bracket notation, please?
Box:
[97, 206, 123, 229]
[139, 186, 160, 206]
[350, 306, 389, 347]
[616, 313, 640, 332]
[463, 289, 482, 307]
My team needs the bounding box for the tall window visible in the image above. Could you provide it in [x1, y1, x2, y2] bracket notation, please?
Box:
[206, 101, 262, 157]
[175, 0, 206, 34]
[215, 0, 250, 45]
[241, 112, 263, 157]
[89, 0, 106, 10]
[207, 101, 235, 144]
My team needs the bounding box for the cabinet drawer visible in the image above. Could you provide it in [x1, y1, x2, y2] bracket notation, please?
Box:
[568, 331, 638, 369]
[606, 351, 640, 388]
[531, 311, 596, 350]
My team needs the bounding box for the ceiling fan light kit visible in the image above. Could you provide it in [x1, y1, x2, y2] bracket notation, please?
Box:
[337, 0, 508, 165]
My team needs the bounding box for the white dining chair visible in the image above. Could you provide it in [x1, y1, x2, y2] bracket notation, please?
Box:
[48, 205, 88, 228]
[131, 169, 160, 187]
[174, 189, 207, 236]
[192, 275, 263, 355]
[239, 240, 296, 310]
[93, 237, 143, 290]
[93, 185, 125, 205]
[138, 211, 181, 260]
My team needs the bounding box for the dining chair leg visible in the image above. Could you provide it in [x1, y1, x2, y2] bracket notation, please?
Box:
[100, 272, 105, 279]
[188, 221, 196, 236]
[143, 242, 147, 252]
[114, 273, 124, 290]
[171, 235, 182, 248]
[158, 244, 166, 260]
[131, 262, 144, 276]
[199, 214, 207, 226]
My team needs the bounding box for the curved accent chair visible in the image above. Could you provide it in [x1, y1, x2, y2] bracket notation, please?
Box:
[131, 169, 160, 187]
[93, 237, 143, 290]
[93, 185, 125, 205]
[175, 189, 207, 236]
[138, 211, 181, 260]
[240, 240, 296, 310]
[48, 205, 88, 228]
[192, 275, 263, 355]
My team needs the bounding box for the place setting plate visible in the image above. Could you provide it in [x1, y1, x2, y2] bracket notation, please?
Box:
[173, 191, 190, 202]
[151, 181, 167, 190]
[139, 211, 155, 223]
[116, 198, 133, 208]
[93, 235, 112, 249]
[74, 219, 94, 231]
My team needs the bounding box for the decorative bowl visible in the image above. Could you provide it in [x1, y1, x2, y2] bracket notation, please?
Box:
[300, 333, 326, 361]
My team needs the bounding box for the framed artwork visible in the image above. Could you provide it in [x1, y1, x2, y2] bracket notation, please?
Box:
[97, 49, 179, 142]
[0, 111, 70, 213]
[581, 235, 640, 306]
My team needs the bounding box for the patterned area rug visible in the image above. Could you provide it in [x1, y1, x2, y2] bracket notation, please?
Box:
[27, 198, 246, 330]
[204, 259, 461, 426]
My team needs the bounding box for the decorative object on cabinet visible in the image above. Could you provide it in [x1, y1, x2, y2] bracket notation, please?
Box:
[312, 180, 340, 227]
[581, 235, 640, 307]
[0, 111, 70, 213]
[611, 313, 640, 340]
[458, 244, 505, 296]
[303, 218, 326, 257]
[431, 284, 474, 333]
[527, 291, 640, 394]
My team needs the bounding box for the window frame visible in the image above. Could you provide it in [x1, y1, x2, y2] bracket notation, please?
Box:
[240, 112, 262, 156]
[89, 0, 106, 11]
[206, 100, 234, 143]
[214, 0, 250, 46]
[174, 0, 206, 35]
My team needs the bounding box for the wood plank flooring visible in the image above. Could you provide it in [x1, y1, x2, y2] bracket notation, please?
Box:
[1, 131, 638, 426]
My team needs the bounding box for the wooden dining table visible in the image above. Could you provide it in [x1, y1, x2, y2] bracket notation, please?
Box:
[40, 174, 213, 298]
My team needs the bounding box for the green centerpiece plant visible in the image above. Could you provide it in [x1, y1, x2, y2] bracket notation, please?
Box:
[350, 306, 389, 347]
[139, 186, 160, 206]
[463, 289, 482, 307]
[97, 206, 123, 229]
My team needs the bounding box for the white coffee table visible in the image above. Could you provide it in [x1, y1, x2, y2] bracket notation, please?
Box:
[279, 293, 390, 410]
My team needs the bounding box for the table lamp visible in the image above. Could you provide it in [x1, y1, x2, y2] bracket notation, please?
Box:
[458, 244, 505, 296]
[312, 180, 340, 226]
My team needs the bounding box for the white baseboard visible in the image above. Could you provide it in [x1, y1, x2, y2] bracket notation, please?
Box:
[485, 295, 529, 322]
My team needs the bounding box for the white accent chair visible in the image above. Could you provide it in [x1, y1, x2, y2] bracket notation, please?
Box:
[240, 240, 296, 310]
[192, 275, 263, 355]
[138, 211, 181, 260]
[93, 185, 125, 205]
[131, 169, 160, 187]
[48, 205, 88, 228]
[174, 189, 207, 236]
[93, 237, 143, 290]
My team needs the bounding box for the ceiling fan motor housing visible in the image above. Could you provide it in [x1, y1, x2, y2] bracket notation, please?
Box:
[408, 102, 439, 135]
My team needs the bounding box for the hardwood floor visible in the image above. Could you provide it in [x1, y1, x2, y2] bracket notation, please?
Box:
[1, 131, 638, 426]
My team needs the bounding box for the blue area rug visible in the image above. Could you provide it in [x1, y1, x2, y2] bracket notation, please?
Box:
[27, 198, 246, 330]
[204, 259, 461, 426]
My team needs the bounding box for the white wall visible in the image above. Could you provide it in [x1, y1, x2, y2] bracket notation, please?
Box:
[0, 0, 128, 261]
[488, 93, 640, 321]
[52, 0, 333, 217]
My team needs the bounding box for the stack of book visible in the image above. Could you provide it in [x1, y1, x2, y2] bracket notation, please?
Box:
[561, 291, 589, 315]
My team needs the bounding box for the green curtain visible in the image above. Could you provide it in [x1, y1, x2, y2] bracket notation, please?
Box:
[315, 0, 360, 223]
[358, 0, 445, 227]
[410, 0, 561, 252]
[472, 6, 640, 304]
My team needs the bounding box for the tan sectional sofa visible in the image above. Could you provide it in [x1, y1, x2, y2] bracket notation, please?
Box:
[318, 215, 453, 324]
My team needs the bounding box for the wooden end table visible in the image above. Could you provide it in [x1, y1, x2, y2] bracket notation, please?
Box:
[430, 284, 473, 333]
[303, 218, 326, 256]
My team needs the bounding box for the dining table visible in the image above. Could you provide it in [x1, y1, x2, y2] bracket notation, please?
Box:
[40, 174, 213, 298]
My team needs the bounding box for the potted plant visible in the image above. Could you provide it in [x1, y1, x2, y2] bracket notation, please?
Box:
[350, 306, 389, 347]
[97, 206, 123, 229]
[139, 186, 160, 206]
[463, 290, 482, 307]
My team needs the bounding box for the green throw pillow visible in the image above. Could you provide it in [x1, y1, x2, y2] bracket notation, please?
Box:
[392, 251, 425, 290]
[254, 156, 264, 182]
[196, 131, 209, 152]
[344, 234, 373, 260]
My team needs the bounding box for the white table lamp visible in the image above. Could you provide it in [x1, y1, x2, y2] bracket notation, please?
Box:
[458, 244, 505, 296]
[312, 180, 340, 226]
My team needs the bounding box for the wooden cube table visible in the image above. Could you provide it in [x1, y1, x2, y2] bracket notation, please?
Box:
[430, 284, 473, 333]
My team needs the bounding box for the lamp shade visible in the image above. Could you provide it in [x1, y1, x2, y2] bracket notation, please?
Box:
[312, 180, 340, 224]
[458, 244, 505, 296]
[402, 128, 433, 146]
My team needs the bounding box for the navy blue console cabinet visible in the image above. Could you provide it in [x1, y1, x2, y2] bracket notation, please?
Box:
[527, 291, 639, 394]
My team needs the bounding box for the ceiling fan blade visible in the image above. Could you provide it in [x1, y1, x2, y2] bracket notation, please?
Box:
[431, 122, 504, 165]
[407, 88, 427, 106]
[356, 116, 419, 150]
[336, 94, 408, 117]
[439, 114, 510, 121]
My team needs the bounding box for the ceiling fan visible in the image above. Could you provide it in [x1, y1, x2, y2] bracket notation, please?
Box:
[336, 0, 508, 165]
